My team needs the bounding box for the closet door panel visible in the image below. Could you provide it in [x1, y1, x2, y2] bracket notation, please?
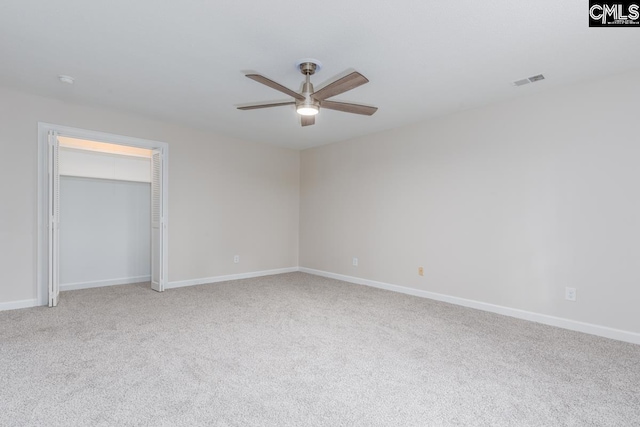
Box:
[48, 131, 60, 307]
[150, 149, 164, 292]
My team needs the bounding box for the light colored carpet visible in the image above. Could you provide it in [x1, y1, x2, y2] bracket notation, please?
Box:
[1, 272, 639, 426]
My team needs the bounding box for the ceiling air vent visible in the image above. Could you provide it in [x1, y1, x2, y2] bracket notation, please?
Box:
[513, 74, 545, 87]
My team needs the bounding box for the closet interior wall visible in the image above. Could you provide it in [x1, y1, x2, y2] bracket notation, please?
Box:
[58, 139, 152, 291]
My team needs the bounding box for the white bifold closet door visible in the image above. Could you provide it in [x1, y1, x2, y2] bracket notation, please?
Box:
[48, 131, 60, 307]
[151, 148, 166, 292]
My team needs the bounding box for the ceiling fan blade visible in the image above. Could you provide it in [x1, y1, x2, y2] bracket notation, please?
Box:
[321, 100, 378, 116]
[245, 74, 305, 101]
[301, 115, 315, 127]
[237, 101, 295, 110]
[312, 72, 369, 101]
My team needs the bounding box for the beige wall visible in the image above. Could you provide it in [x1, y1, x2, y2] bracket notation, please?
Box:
[2, 70, 639, 336]
[300, 70, 640, 334]
[0, 86, 299, 304]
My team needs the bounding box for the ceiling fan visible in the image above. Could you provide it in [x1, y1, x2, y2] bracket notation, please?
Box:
[237, 60, 378, 127]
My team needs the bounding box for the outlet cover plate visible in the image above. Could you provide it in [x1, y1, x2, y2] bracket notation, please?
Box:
[565, 287, 577, 301]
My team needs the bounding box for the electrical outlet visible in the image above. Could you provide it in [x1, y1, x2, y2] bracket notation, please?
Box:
[565, 287, 576, 301]
[234, 255, 240, 263]
[352, 257, 358, 267]
[418, 267, 424, 276]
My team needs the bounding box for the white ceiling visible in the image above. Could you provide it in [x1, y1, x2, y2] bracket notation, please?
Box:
[1, 1, 638, 150]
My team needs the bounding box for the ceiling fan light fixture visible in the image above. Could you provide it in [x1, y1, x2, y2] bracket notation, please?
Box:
[297, 105, 319, 116]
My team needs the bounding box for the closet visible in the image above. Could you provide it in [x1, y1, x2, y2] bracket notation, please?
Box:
[39, 124, 168, 307]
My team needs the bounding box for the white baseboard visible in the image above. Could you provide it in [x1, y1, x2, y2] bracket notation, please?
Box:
[60, 275, 152, 291]
[299, 267, 640, 345]
[0, 299, 41, 311]
[1, 269, 298, 311]
[167, 267, 299, 289]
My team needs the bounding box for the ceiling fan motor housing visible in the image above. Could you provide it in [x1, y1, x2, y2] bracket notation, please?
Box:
[297, 81, 320, 115]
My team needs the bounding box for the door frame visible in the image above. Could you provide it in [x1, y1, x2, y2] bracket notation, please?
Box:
[37, 123, 169, 306]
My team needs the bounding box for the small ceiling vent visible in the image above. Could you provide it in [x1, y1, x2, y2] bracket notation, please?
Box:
[513, 74, 545, 87]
